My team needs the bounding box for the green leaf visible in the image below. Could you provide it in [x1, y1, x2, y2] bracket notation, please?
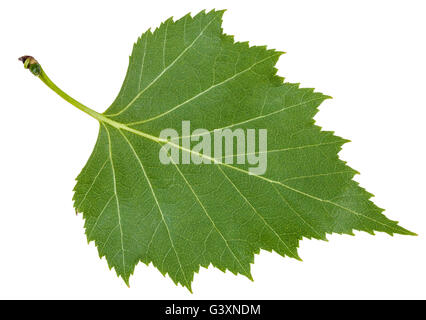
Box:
[69, 10, 415, 291]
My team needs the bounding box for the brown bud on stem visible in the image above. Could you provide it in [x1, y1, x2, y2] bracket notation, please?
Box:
[19, 55, 41, 76]
[19, 55, 38, 66]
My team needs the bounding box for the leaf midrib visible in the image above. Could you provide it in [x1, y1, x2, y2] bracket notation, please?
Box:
[94, 103, 408, 241]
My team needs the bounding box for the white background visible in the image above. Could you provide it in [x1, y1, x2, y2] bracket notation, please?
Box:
[1, 0, 425, 299]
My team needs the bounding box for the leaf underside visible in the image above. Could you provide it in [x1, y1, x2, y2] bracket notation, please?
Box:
[72, 10, 413, 291]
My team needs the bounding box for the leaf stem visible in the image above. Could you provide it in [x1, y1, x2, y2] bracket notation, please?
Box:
[20, 55, 106, 122]
[19, 56, 167, 144]
[39, 67, 104, 120]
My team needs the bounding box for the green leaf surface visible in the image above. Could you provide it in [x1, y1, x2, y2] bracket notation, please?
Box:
[71, 10, 414, 290]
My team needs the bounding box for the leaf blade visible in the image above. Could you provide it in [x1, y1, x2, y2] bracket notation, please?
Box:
[73, 10, 414, 290]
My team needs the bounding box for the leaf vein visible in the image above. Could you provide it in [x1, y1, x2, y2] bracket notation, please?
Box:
[217, 165, 300, 258]
[77, 159, 108, 208]
[126, 53, 282, 126]
[117, 129, 190, 287]
[107, 14, 220, 117]
[168, 155, 251, 276]
[103, 124, 127, 278]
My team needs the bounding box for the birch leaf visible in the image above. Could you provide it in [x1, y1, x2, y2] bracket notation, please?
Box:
[21, 10, 414, 291]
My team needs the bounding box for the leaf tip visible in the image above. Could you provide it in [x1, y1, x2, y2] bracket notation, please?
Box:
[400, 229, 418, 237]
[210, 8, 226, 15]
[123, 277, 131, 288]
[182, 280, 194, 293]
[295, 256, 303, 262]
